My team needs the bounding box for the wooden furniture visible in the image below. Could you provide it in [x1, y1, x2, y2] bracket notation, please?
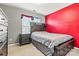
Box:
[0, 41, 7, 56]
[0, 8, 8, 56]
[30, 22, 74, 56]
[30, 22, 45, 33]
[53, 40, 73, 56]
[19, 34, 31, 46]
[32, 39, 73, 56]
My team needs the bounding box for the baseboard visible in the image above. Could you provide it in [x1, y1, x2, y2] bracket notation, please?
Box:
[74, 47, 79, 49]
[8, 43, 19, 47]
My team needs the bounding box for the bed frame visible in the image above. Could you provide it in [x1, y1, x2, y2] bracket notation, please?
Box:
[32, 39, 73, 56]
[30, 22, 74, 56]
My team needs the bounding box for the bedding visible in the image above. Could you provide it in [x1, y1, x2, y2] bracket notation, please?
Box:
[31, 31, 73, 54]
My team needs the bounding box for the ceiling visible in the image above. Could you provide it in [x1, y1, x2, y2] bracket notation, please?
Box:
[2, 3, 73, 15]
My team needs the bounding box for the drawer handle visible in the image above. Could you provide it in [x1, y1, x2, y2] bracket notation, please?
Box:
[1, 18, 5, 20]
[0, 30, 3, 31]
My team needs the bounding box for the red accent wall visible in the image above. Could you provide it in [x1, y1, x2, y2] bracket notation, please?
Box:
[45, 3, 79, 48]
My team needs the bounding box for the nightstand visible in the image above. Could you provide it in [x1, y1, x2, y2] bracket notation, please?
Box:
[19, 34, 31, 46]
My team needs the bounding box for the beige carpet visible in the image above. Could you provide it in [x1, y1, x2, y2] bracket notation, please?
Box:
[8, 43, 79, 56]
[66, 48, 79, 56]
[8, 44, 44, 56]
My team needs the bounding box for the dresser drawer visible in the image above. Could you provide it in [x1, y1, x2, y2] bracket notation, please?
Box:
[0, 15, 8, 25]
[0, 15, 5, 22]
[19, 34, 31, 45]
[21, 34, 30, 43]
[21, 38, 30, 44]
[0, 25, 7, 35]
[0, 16, 6, 24]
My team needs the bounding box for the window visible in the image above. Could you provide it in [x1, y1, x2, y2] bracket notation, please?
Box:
[21, 14, 32, 34]
[21, 14, 41, 34]
[32, 17, 41, 23]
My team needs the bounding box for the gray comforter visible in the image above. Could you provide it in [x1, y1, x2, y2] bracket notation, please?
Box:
[31, 31, 73, 53]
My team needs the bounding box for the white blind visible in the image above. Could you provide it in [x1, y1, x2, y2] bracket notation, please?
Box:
[32, 17, 41, 23]
[22, 16, 32, 34]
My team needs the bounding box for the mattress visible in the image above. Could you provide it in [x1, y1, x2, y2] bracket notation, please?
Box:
[31, 31, 73, 53]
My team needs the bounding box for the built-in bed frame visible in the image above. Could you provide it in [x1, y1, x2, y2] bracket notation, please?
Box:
[32, 39, 73, 56]
[30, 22, 74, 56]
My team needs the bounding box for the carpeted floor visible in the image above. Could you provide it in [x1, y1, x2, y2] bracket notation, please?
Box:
[8, 43, 79, 56]
[66, 48, 79, 56]
[8, 44, 44, 56]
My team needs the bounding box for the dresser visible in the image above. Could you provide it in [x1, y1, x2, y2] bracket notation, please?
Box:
[19, 34, 31, 46]
[19, 22, 45, 46]
[0, 8, 8, 56]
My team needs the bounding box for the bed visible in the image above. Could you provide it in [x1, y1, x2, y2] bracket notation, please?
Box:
[31, 31, 74, 56]
[30, 22, 74, 56]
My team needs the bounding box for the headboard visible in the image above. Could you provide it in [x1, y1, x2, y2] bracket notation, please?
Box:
[30, 22, 45, 33]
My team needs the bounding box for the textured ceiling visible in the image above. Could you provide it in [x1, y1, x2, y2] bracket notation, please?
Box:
[2, 3, 72, 15]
